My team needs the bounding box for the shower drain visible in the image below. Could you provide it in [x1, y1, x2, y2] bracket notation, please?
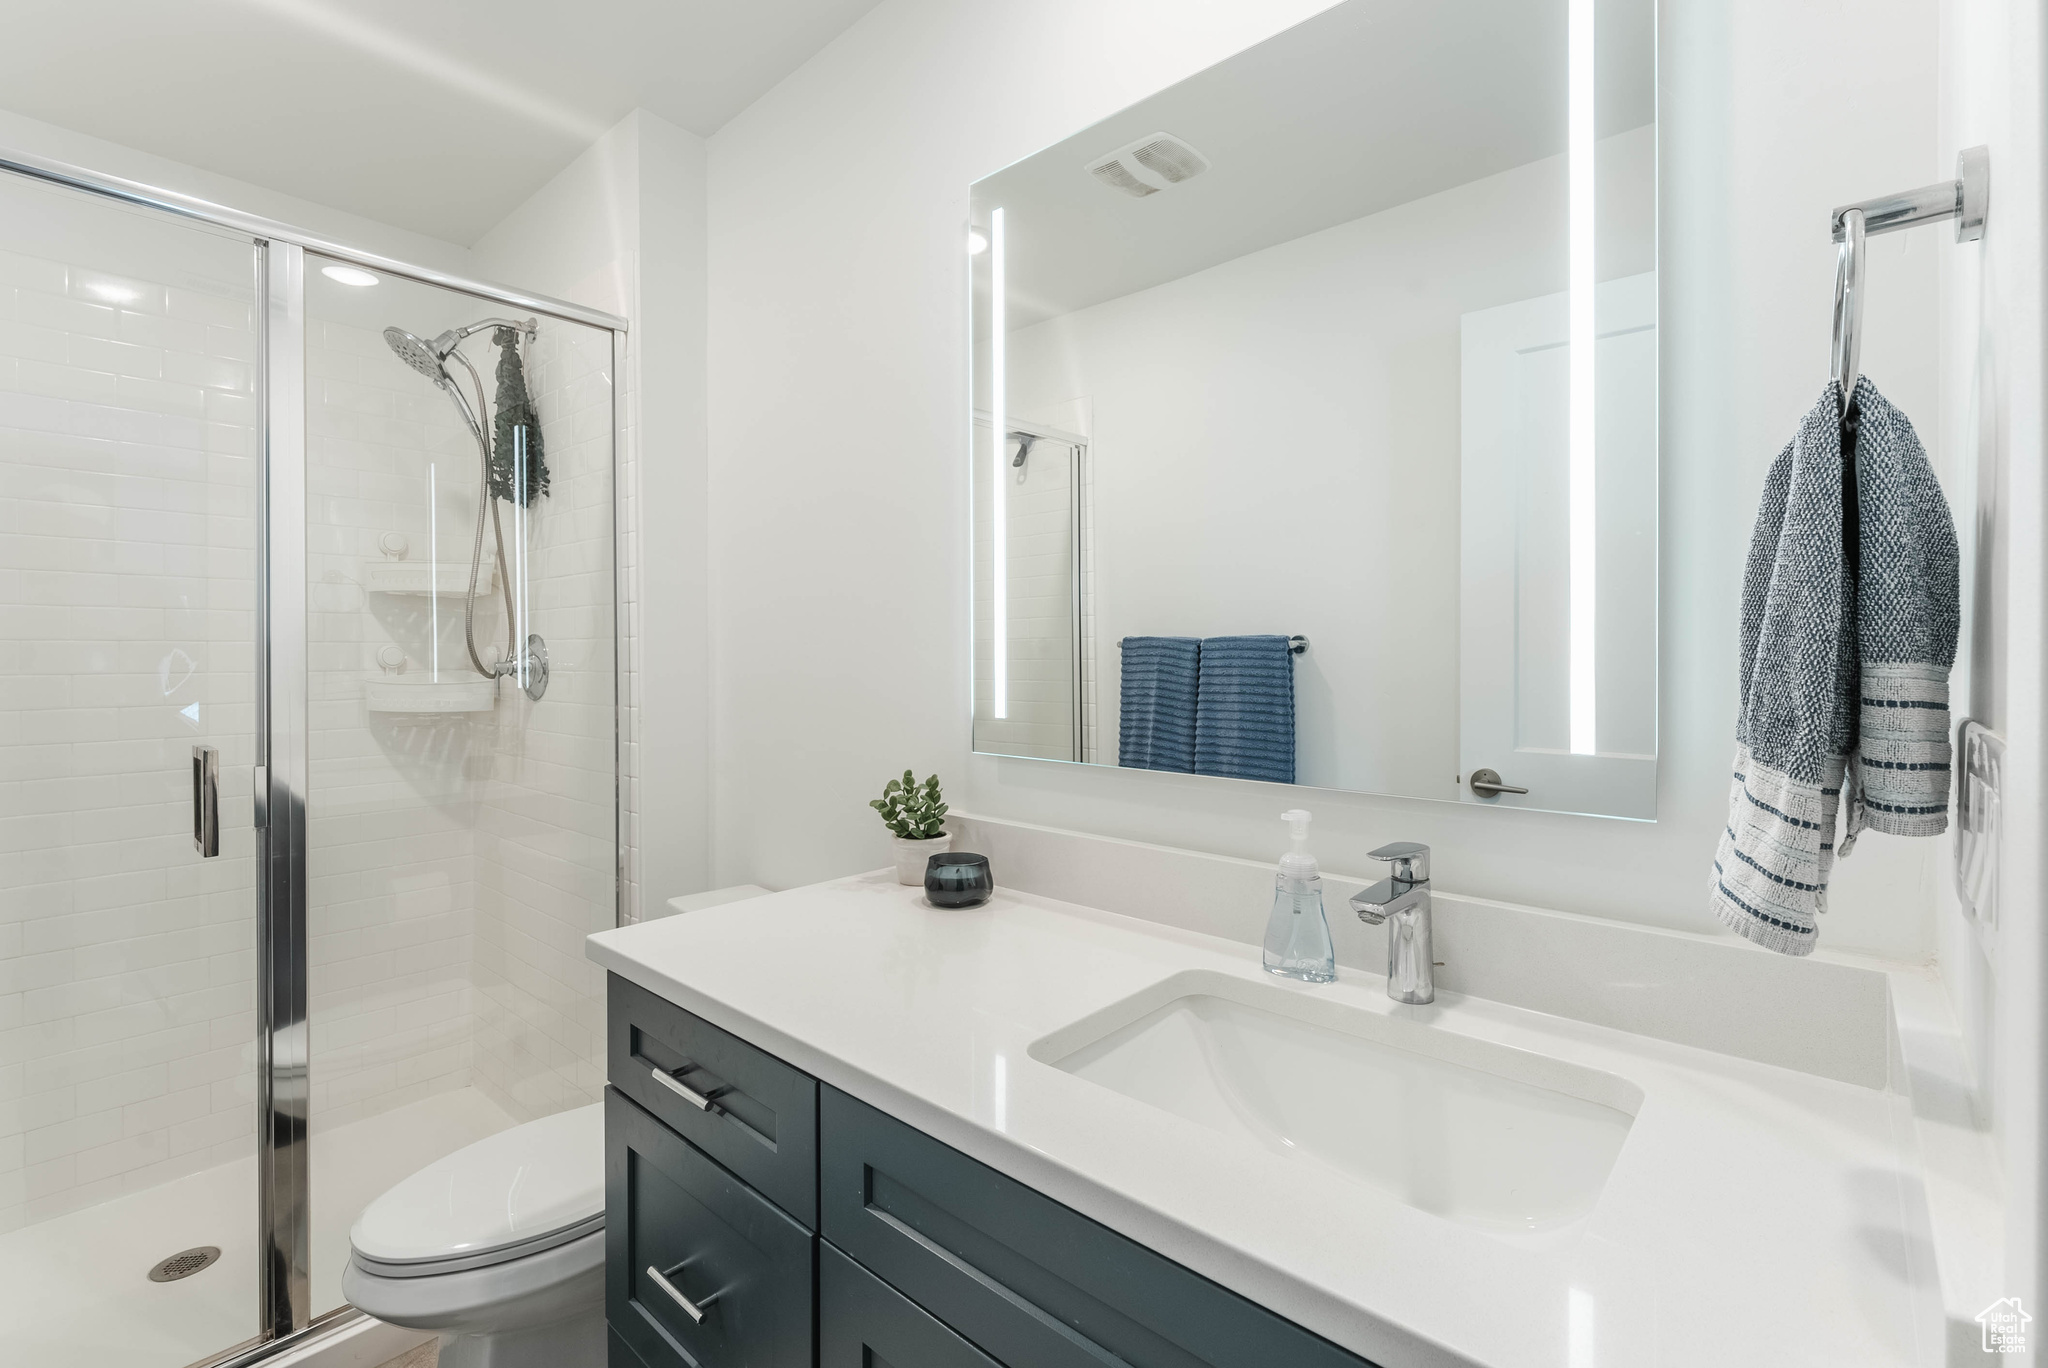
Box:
[147, 1246, 221, 1283]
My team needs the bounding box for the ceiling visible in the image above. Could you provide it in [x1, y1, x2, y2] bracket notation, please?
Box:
[975, 0, 1655, 328]
[0, 0, 882, 244]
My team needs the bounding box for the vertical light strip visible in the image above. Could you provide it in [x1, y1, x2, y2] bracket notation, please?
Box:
[428, 463, 440, 680]
[990, 208, 1009, 721]
[1568, 1288, 1596, 1368]
[1567, 0, 1597, 756]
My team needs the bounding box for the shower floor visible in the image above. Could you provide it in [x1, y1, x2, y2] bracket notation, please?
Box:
[0, 1087, 515, 1368]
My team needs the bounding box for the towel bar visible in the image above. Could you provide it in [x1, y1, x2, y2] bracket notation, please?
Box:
[1832, 147, 1988, 406]
[1116, 636, 1308, 655]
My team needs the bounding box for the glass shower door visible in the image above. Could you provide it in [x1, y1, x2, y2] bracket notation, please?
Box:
[0, 174, 264, 1365]
[301, 258, 617, 1317]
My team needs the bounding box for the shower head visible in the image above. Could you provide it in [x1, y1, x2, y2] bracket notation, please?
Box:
[384, 317, 538, 383]
[383, 326, 450, 381]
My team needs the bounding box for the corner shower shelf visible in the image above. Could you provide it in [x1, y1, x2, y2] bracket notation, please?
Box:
[361, 560, 498, 597]
[364, 676, 497, 714]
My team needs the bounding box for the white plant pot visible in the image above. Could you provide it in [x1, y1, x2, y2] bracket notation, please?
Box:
[892, 833, 953, 885]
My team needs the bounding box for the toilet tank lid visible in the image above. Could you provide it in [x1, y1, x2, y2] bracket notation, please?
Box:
[351, 1103, 604, 1265]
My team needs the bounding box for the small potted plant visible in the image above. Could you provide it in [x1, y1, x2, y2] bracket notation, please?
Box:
[871, 770, 952, 884]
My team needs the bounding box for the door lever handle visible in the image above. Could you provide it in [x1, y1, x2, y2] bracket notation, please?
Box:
[1468, 768, 1528, 797]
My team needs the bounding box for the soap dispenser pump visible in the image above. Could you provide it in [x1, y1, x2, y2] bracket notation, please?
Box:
[1263, 809, 1336, 983]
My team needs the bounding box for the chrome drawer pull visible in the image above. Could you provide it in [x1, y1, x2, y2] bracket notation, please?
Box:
[646, 1263, 719, 1324]
[650, 1064, 718, 1112]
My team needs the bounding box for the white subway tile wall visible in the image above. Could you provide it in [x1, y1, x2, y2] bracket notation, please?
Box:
[0, 180, 264, 1235]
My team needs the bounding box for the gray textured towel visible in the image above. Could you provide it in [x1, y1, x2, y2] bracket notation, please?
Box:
[1711, 377, 1958, 955]
[490, 326, 549, 506]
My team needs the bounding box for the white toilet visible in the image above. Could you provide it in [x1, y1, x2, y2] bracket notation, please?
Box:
[343, 1103, 606, 1368]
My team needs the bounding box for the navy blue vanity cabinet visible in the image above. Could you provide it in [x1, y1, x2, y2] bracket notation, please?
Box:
[604, 977, 1380, 1368]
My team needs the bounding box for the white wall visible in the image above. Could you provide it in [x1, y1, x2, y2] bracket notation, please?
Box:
[1934, 0, 2047, 1326]
[705, 0, 1947, 960]
[474, 109, 711, 918]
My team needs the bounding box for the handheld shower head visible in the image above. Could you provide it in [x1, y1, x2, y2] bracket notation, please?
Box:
[384, 317, 537, 385]
[383, 326, 448, 381]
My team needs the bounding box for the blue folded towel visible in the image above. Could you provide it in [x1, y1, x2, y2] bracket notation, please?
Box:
[1118, 637, 1201, 773]
[1194, 636, 1296, 784]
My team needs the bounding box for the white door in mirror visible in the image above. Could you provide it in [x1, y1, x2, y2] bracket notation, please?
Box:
[1459, 272, 1658, 819]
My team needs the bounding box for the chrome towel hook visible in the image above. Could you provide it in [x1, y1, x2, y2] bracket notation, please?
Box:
[1831, 207, 1865, 411]
[1830, 146, 1988, 407]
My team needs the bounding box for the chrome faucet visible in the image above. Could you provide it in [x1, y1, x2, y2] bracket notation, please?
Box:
[1350, 842, 1434, 1004]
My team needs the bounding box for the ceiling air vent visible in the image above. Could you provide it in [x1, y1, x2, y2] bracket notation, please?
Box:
[1086, 132, 1210, 198]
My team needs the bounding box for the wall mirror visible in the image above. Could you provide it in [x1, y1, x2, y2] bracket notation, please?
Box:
[969, 0, 1658, 819]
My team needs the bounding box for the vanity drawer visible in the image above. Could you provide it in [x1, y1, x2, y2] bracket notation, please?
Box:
[608, 972, 818, 1225]
[820, 1086, 1377, 1368]
[609, 1325, 650, 1368]
[821, 1240, 1005, 1368]
[606, 1088, 814, 1368]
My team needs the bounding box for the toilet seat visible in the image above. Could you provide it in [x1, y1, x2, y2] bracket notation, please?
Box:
[349, 1103, 604, 1279]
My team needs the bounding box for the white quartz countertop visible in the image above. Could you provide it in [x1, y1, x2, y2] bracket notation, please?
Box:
[587, 873, 1937, 1368]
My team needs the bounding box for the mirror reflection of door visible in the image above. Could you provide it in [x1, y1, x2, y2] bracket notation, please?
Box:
[1459, 273, 1657, 818]
[971, 414, 1090, 762]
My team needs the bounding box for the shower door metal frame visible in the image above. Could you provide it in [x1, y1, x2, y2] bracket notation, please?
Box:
[0, 144, 630, 1367]
[256, 239, 312, 1341]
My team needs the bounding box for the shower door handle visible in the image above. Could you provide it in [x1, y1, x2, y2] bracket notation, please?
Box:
[192, 745, 220, 857]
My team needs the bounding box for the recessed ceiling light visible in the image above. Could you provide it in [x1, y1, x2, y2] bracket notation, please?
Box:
[967, 229, 989, 256]
[321, 265, 380, 288]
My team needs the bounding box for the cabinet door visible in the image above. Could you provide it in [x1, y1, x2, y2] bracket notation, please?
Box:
[607, 1088, 813, 1368]
[821, 1242, 1006, 1368]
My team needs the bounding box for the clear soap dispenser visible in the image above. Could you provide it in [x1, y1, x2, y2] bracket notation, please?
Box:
[1264, 809, 1336, 982]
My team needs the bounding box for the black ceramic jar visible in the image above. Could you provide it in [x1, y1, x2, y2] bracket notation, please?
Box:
[924, 851, 994, 908]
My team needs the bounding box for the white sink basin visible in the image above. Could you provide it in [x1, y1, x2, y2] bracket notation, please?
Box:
[1031, 971, 1640, 1237]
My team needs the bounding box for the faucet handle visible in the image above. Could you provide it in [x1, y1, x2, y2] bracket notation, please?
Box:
[1368, 841, 1429, 883]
